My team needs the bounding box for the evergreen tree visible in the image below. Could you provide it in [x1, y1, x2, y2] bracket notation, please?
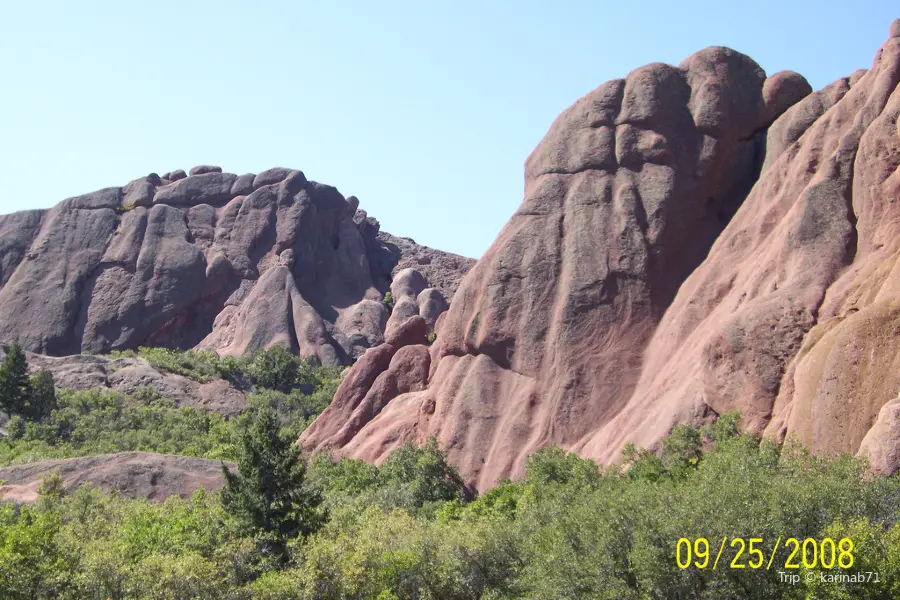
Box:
[25, 370, 57, 421]
[221, 406, 322, 558]
[0, 341, 31, 416]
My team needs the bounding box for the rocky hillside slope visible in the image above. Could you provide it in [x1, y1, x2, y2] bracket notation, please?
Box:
[0, 452, 232, 504]
[21, 349, 249, 416]
[0, 167, 473, 365]
[303, 20, 900, 490]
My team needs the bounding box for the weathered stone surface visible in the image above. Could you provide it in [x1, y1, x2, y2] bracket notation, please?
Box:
[381, 268, 451, 339]
[390, 268, 428, 299]
[0, 206, 119, 354]
[0, 168, 473, 364]
[333, 299, 389, 360]
[60, 187, 122, 210]
[0, 209, 43, 287]
[231, 173, 255, 196]
[858, 398, 900, 475]
[122, 177, 157, 208]
[189, 165, 223, 175]
[253, 167, 297, 188]
[300, 343, 398, 449]
[355, 210, 475, 300]
[388, 344, 431, 394]
[384, 297, 420, 341]
[302, 344, 429, 452]
[205, 264, 342, 365]
[385, 315, 428, 347]
[0, 452, 233, 504]
[306, 33, 900, 490]
[417, 288, 448, 328]
[153, 172, 237, 206]
[762, 75, 854, 171]
[762, 71, 813, 124]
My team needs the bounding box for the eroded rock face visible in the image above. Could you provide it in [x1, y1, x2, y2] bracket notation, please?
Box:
[355, 211, 476, 301]
[417, 288, 449, 328]
[0, 169, 471, 364]
[300, 319, 430, 451]
[0, 452, 233, 504]
[302, 22, 900, 490]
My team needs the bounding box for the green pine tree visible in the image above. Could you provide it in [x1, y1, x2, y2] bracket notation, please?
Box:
[25, 369, 57, 421]
[0, 341, 31, 416]
[221, 406, 322, 559]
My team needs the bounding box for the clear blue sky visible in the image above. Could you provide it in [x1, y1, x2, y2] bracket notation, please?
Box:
[1, 2, 896, 258]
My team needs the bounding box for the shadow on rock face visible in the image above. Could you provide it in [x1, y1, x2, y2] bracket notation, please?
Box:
[301, 39, 852, 491]
[0, 167, 473, 366]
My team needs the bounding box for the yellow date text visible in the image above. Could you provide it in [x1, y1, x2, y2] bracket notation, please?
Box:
[675, 537, 854, 570]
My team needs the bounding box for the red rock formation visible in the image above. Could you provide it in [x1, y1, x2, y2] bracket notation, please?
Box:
[302, 21, 900, 491]
[0, 168, 473, 364]
[301, 316, 430, 450]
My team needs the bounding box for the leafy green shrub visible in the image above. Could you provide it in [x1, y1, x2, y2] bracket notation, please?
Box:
[374, 438, 466, 513]
[0, 500, 68, 599]
[307, 453, 380, 512]
[521, 445, 603, 487]
[382, 291, 395, 312]
[242, 362, 341, 438]
[107, 345, 340, 394]
[308, 438, 466, 516]
[125, 552, 227, 599]
[513, 428, 900, 600]
[243, 344, 301, 391]
[0, 348, 343, 468]
[660, 422, 703, 479]
[620, 441, 667, 482]
[0, 387, 234, 466]
[243, 389, 324, 439]
[801, 517, 900, 599]
[107, 347, 238, 383]
[25, 370, 57, 422]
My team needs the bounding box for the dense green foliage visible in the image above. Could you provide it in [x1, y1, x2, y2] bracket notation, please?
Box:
[0, 347, 342, 467]
[222, 406, 323, 559]
[3, 344, 899, 598]
[107, 345, 342, 391]
[106, 346, 240, 383]
[3, 409, 900, 599]
[307, 437, 467, 515]
[0, 341, 30, 415]
[0, 387, 233, 465]
[0, 341, 57, 421]
[25, 370, 58, 422]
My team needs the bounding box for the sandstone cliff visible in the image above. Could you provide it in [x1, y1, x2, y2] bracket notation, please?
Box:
[0, 167, 473, 365]
[302, 20, 900, 490]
